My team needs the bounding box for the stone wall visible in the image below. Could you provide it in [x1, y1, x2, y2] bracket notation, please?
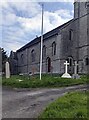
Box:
[17, 34, 62, 74]
[78, 2, 88, 74]
[15, 1, 89, 75]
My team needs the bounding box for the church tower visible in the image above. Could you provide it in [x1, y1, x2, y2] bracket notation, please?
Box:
[74, 0, 88, 18]
[74, 1, 80, 18]
[74, 0, 89, 74]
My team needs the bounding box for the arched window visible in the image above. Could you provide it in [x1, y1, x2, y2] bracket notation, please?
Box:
[52, 42, 56, 56]
[31, 49, 35, 62]
[67, 57, 73, 66]
[85, 57, 89, 65]
[85, 2, 89, 8]
[69, 29, 73, 40]
[21, 54, 24, 63]
[43, 45, 46, 59]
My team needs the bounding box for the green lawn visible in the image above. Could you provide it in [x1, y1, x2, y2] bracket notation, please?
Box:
[2, 74, 89, 88]
[39, 90, 89, 119]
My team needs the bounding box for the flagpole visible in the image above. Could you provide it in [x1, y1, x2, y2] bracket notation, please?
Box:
[40, 4, 44, 80]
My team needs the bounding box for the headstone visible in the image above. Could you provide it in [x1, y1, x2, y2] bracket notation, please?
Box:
[32, 67, 35, 75]
[5, 61, 10, 78]
[72, 61, 80, 79]
[61, 61, 71, 78]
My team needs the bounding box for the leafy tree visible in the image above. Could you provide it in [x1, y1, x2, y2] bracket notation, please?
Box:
[0, 47, 8, 73]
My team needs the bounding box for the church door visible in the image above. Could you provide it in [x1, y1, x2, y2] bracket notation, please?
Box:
[46, 57, 51, 72]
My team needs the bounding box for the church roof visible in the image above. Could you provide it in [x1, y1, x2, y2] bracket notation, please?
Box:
[17, 19, 74, 52]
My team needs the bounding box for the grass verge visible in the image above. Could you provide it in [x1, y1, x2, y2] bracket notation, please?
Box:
[1, 74, 89, 88]
[39, 90, 89, 119]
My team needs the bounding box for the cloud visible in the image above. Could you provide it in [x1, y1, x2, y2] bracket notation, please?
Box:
[2, 13, 17, 26]
[3, 41, 23, 56]
[1, 0, 41, 17]
[43, 10, 73, 32]
[1, 1, 73, 54]
[0, 0, 74, 2]
[17, 14, 42, 32]
[9, 2, 41, 18]
[55, 9, 73, 19]
[18, 9, 73, 33]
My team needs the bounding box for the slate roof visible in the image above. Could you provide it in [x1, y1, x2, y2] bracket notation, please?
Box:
[16, 19, 74, 52]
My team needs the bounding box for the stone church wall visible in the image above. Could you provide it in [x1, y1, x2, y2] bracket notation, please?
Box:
[78, 3, 88, 74]
[15, 1, 89, 75]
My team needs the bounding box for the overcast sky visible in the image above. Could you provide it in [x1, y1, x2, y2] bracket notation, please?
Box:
[0, 0, 74, 56]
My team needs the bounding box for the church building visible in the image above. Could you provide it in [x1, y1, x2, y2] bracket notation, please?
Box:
[10, 1, 89, 75]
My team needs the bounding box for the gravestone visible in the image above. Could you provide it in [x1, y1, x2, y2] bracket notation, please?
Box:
[72, 61, 80, 79]
[61, 61, 71, 78]
[5, 61, 10, 78]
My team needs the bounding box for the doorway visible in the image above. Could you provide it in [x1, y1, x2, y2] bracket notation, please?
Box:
[46, 57, 51, 72]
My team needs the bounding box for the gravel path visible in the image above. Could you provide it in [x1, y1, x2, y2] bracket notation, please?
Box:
[2, 84, 88, 118]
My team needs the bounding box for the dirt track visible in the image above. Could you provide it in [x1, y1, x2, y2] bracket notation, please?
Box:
[2, 84, 88, 118]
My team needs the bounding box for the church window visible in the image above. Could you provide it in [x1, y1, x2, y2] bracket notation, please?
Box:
[52, 42, 56, 56]
[87, 28, 88, 35]
[85, 2, 89, 8]
[31, 49, 35, 62]
[21, 54, 24, 64]
[85, 57, 89, 65]
[85, 2, 87, 8]
[69, 29, 73, 40]
[43, 45, 46, 59]
[67, 57, 73, 66]
[70, 59, 72, 66]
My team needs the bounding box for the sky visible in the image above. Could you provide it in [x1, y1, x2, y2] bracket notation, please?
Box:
[0, 0, 74, 56]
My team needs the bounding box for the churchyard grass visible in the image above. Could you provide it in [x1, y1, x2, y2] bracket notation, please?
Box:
[2, 74, 89, 88]
[39, 90, 89, 119]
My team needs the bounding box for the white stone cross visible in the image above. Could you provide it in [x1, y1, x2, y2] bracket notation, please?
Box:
[5, 61, 10, 78]
[61, 61, 71, 78]
[74, 61, 78, 74]
[64, 61, 70, 74]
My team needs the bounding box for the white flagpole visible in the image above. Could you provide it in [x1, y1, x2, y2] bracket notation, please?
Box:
[40, 4, 44, 80]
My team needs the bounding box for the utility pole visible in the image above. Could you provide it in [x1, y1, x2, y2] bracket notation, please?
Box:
[40, 4, 44, 80]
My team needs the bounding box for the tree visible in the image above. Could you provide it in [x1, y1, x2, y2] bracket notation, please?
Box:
[0, 47, 8, 73]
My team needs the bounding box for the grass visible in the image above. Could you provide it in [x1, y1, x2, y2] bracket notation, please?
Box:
[1, 74, 89, 88]
[39, 90, 89, 119]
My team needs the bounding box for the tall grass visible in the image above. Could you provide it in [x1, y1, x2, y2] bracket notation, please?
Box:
[39, 90, 88, 119]
[2, 74, 89, 88]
